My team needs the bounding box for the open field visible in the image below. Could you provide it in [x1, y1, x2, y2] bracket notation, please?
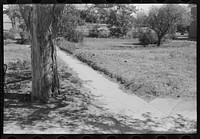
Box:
[59, 38, 196, 102]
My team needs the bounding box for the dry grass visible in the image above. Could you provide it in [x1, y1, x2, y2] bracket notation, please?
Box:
[4, 41, 196, 133]
[59, 38, 196, 101]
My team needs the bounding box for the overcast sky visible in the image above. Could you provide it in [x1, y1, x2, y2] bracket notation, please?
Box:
[75, 4, 164, 11]
[3, 4, 189, 13]
[134, 4, 163, 11]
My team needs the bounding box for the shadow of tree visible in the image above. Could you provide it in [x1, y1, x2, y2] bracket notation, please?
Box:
[4, 59, 196, 134]
[122, 42, 142, 46]
[4, 89, 197, 134]
[173, 37, 196, 41]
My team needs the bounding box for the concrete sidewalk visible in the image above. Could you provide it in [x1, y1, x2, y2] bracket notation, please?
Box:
[57, 47, 196, 132]
[149, 97, 196, 120]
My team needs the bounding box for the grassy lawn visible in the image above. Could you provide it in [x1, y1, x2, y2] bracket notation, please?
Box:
[59, 37, 196, 102]
[3, 42, 161, 133]
[3, 41, 196, 133]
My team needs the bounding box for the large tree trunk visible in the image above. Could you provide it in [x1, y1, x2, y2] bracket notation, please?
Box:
[30, 5, 60, 101]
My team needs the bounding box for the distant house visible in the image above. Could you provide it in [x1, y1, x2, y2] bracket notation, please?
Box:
[189, 6, 197, 39]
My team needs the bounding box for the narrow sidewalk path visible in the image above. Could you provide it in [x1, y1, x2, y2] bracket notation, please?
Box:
[57, 48, 166, 119]
[57, 47, 196, 131]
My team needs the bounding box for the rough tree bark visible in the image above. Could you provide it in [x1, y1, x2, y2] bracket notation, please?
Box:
[19, 4, 64, 101]
[30, 5, 64, 101]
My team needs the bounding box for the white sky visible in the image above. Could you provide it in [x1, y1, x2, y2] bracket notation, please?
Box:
[75, 4, 164, 11]
[3, 4, 189, 14]
[3, 4, 188, 11]
[134, 4, 163, 11]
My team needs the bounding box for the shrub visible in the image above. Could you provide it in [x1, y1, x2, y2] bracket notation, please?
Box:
[8, 60, 30, 70]
[4, 32, 9, 40]
[138, 28, 158, 46]
[124, 30, 137, 39]
[63, 30, 83, 43]
[98, 29, 110, 38]
[19, 31, 30, 44]
[164, 33, 178, 41]
[109, 27, 122, 38]
[88, 25, 110, 38]
[9, 28, 20, 34]
[58, 5, 84, 42]
[88, 25, 100, 38]
[4, 31, 15, 40]
[69, 31, 83, 43]
[131, 29, 140, 38]
[169, 33, 178, 40]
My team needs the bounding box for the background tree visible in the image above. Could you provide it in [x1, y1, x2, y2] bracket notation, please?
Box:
[79, 9, 98, 23]
[4, 5, 21, 29]
[18, 4, 65, 101]
[88, 4, 114, 24]
[176, 5, 194, 34]
[133, 10, 148, 28]
[106, 4, 136, 37]
[58, 4, 83, 42]
[143, 4, 193, 46]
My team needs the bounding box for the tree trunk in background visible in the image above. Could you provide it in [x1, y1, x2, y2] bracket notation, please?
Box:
[157, 36, 162, 46]
[31, 5, 61, 101]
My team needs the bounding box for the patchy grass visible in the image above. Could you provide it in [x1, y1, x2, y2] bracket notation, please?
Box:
[4, 42, 196, 133]
[59, 38, 196, 102]
[3, 43, 138, 133]
[4, 43, 91, 133]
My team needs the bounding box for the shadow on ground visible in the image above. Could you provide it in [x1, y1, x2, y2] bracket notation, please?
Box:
[173, 37, 196, 41]
[4, 60, 196, 134]
[4, 87, 196, 134]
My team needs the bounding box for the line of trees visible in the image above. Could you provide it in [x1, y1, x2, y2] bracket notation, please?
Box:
[77, 4, 137, 38]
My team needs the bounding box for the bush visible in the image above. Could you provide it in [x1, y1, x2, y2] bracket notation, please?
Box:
[63, 30, 83, 43]
[124, 30, 136, 39]
[163, 33, 178, 41]
[109, 27, 122, 38]
[131, 29, 140, 38]
[88, 25, 100, 38]
[9, 28, 20, 34]
[169, 33, 178, 40]
[19, 31, 30, 44]
[138, 28, 158, 46]
[88, 25, 110, 38]
[4, 32, 9, 40]
[98, 29, 110, 38]
[4, 31, 15, 40]
[8, 60, 30, 70]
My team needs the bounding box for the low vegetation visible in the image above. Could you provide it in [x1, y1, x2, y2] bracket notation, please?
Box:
[59, 38, 196, 102]
[4, 43, 187, 133]
[4, 43, 85, 100]
[4, 43, 98, 133]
